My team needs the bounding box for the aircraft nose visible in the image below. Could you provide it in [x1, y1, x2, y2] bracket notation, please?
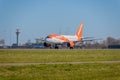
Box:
[45, 38, 50, 42]
[45, 38, 55, 43]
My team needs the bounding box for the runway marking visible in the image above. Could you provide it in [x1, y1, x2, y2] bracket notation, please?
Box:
[0, 61, 120, 66]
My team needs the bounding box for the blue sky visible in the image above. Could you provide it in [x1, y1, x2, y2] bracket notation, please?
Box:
[0, 0, 120, 45]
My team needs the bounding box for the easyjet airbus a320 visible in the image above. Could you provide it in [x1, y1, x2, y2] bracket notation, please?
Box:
[44, 23, 85, 49]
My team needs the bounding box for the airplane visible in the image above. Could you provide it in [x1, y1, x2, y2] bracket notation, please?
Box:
[44, 23, 91, 49]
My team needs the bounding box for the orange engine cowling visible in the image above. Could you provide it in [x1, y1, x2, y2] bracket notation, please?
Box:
[69, 42, 75, 49]
[66, 42, 75, 49]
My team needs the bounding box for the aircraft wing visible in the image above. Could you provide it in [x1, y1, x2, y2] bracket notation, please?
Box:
[74, 37, 102, 43]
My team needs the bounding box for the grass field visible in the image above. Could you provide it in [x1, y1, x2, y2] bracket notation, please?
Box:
[0, 49, 120, 80]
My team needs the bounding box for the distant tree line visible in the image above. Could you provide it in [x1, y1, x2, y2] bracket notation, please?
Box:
[84, 37, 120, 49]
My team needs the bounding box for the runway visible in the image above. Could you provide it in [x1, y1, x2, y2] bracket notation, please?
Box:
[0, 61, 120, 66]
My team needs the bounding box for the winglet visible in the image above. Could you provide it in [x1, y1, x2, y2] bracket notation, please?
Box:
[76, 23, 83, 40]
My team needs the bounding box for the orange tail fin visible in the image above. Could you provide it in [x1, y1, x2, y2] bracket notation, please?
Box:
[76, 23, 83, 40]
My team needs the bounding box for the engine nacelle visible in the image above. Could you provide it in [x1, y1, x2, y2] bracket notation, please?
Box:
[66, 42, 74, 49]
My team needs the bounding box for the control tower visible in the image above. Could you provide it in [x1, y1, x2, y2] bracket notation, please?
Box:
[16, 29, 20, 46]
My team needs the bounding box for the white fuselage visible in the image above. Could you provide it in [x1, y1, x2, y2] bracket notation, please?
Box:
[45, 35, 78, 44]
[62, 35, 78, 41]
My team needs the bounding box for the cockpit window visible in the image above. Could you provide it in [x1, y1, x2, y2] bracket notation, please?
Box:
[46, 36, 50, 38]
